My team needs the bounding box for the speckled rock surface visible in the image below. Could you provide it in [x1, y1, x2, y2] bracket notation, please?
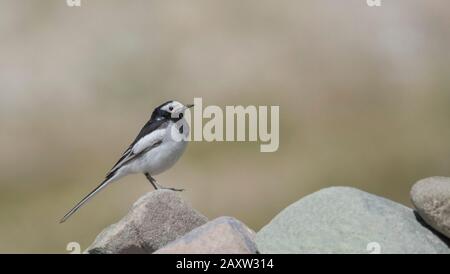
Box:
[85, 190, 208, 254]
[155, 216, 257, 254]
[411, 177, 450, 239]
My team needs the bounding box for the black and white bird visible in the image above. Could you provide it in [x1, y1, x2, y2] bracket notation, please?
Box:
[59, 100, 193, 223]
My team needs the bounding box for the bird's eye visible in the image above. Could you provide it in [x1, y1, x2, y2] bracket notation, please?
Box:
[169, 106, 174, 111]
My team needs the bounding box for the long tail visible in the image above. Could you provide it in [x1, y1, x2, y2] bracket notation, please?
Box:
[59, 175, 117, 223]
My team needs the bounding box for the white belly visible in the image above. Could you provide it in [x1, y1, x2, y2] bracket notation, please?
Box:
[140, 138, 187, 175]
[124, 123, 189, 176]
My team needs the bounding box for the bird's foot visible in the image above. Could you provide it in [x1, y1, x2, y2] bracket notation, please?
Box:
[145, 173, 184, 191]
[154, 181, 184, 192]
[159, 186, 184, 192]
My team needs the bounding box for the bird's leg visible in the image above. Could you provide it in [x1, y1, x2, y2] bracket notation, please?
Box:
[145, 173, 159, 190]
[144, 173, 184, 192]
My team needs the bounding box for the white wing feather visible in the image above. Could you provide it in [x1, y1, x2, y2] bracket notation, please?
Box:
[131, 128, 166, 155]
[106, 128, 166, 177]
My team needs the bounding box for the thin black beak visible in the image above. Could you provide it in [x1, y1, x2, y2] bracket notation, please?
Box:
[186, 104, 194, 109]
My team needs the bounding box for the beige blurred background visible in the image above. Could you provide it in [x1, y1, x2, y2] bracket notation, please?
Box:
[1, 0, 449, 253]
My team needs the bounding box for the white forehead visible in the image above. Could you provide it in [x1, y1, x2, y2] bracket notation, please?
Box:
[161, 101, 184, 111]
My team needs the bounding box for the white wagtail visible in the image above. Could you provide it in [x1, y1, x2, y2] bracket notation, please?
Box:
[60, 100, 194, 223]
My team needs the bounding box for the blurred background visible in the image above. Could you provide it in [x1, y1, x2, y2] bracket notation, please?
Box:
[1, 0, 449, 253]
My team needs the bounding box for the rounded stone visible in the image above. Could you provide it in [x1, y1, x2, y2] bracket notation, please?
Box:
[411, 177, 450, 239]
[256, 187, 450, 254]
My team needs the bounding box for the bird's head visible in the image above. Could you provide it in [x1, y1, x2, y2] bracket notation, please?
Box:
[151, 100, 194, 121]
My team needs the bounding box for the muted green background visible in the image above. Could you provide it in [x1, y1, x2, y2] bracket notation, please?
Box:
[0, 0, 449, 253]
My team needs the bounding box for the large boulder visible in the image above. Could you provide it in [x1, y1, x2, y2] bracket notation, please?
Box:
[256, 187, 450, 254]
[86, 190, 208, 254]
[155, 216, 257, 254]
[411, 177, 450, 239]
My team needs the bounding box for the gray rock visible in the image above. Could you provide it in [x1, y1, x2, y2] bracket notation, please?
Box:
[411, 177, 450, 239]
[155, 216, 257, 254]
[86, 190, 208, 254]
[256, 187, 450, 254]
